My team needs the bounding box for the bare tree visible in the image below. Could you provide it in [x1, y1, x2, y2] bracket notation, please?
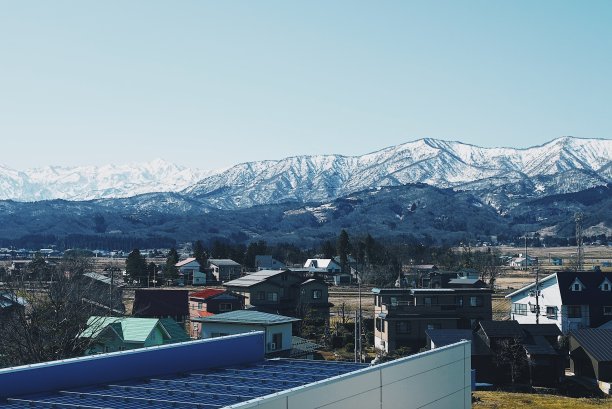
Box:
[494, 337, 527, 388]
[0, 257, 108, 367]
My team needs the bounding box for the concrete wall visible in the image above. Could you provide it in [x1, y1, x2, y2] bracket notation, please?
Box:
[228, 341, 471, 409]
[0, 332, 265, 399]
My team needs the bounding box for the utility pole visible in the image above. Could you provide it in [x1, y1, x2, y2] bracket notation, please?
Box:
[575, 212, 584, 271]
[354, 310, 358, 363]
[534, 266, 540, 324]
[358, 272, 362, 363]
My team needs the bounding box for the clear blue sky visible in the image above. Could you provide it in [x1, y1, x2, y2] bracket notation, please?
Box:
[1, 1, 611, 170]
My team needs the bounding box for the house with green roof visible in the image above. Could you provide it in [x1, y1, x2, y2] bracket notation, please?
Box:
[81, 316, 190, 355]
[193, 310, 300, 356]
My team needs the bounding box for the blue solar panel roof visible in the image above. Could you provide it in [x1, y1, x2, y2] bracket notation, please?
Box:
[0, 359, 368, 409]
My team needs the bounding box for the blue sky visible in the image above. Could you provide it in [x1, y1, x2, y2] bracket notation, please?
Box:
[1, 1, 611, 170]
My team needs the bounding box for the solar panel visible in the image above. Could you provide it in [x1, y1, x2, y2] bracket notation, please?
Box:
[0, 359, 368, 409]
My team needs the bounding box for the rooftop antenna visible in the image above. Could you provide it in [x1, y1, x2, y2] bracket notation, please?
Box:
[575, 212, 584, 271]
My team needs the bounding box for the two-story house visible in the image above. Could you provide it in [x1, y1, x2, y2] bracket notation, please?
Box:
[175, 258, 206, 285]
[506, 270, 612, 334]
[208, 259, 242, 283]
[224, 269, 330, 318]
[188, 289, 245, 338]
[372, 287, 492, 353]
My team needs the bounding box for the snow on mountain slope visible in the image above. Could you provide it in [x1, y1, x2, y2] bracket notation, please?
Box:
[184, 137, 611, 209]
[0, 159, 217, 201]
[1, 137, 609, 206]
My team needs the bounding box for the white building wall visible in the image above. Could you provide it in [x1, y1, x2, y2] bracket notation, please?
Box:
[227, 341, 471, 409]
[201, 322, 293, 352]
[509, 276, 563, 329]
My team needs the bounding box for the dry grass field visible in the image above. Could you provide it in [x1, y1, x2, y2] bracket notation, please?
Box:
[472, 391, 611, 409]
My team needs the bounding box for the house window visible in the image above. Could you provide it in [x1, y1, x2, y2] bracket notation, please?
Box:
[390, 296, 398, 306]
[470, 296, 483, 307]
[197, 302, 203, 310]
[546, 306, 557, 319]
[530, 304, 538, 314]
[427, 323, 441, 330]
[455, 296, 463, 307]
[604, 306, 612, 316]
[267, 292, 278, 302]
[600, 281, 611, 291]
[219, 303, 232, 312]
[257, 291, 266, 300]
[512, 303, 527, 315]
[312, 289, 322, 299]
[573, 283, 581, 291]
[271, 333, 282, 350]
[424, 296, 437, 306]
[396, 321, 411, 334]
[376, 318, 385, 333]
[567, 305, 582, 318]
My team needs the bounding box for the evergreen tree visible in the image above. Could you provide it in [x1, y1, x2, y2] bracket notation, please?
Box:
[320, 240, 335, 259]
[193, 240, 207, 270]
[125, 249, 147, 284]
[164, 248, 179, 280]
[337, 230, 351, 271]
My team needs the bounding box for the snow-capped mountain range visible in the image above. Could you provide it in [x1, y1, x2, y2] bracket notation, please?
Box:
[0, 137, 610, 207]
[0, 159, 217, 201]
[184, 136, 611, 209]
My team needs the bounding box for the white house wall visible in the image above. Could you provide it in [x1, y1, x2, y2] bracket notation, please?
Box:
[201, 322, 293, 352]
[227, 341, 471, 409]
[509, 276, 563, 329]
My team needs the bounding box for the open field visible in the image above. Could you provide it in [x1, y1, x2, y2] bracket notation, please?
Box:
[472, 391, 610, 409]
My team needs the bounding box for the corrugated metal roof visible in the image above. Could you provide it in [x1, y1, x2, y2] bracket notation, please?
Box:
[175, 257, 197, 267]
[223, 270, 286, 287]
[195, 310, 300, 325]
[571, 329, 612, 362]
[82, 317, 162, 343]
[208, 259, 241, 266]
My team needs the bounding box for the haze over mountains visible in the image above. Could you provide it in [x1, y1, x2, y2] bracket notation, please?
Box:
[0, 137, 610, 247]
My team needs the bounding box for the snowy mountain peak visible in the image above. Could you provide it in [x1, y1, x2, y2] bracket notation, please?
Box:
[0, 159, 218, 201]
[0, 137, 609, 205]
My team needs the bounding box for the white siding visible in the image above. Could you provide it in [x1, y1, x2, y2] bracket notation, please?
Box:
[227, 341, 471, 409]
[201, 322, 293, 353]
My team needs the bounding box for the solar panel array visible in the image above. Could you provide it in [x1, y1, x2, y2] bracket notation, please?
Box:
[0, 359, 368, 409]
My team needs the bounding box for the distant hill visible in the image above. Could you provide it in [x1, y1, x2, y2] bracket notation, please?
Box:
[0, 183, 609, 249]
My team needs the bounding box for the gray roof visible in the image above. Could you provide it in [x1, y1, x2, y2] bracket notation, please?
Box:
[224, 270, 287, 288]
[194, 310, 300, 325]
[208, 259, 241, 266]
[571, 329, 612, 362]
[0, 292, 27, 309]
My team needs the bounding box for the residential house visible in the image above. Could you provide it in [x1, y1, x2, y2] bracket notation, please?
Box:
[194, 310, 300, 356]
[132, 289, 189, 324]
[506, 270, 612, 334]
[426, 328, 494, 383]
[224, 269, 330, 318]
[304, 258, 341, 273]
[255, 255, 286, 270]
[569, 328, 612, 395]
[0, 291, 26, 319]
[476, 320, 564, 386]
[81, 316, 190, 355]
[78, 272, 125, 314]
[303, 259, 349, 285]
[372, 287, 492, 353]
[175, 258, 206, 285]
[208, 259, 242, 283]
[509, 254, 537, 269]
[188, 289, 245, 338]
